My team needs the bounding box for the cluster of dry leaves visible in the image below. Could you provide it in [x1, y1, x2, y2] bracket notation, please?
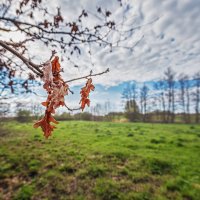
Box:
[33, 56, 94, 138]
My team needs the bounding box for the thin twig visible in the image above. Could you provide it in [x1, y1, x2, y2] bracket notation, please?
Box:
[5, 38, 35, 47]
[49, 50, 57, 60]
[68, 88, 74, 94]
[65, 68, 109, 83]
[0, 40, 43, 76]
[0, 27, 11, 32]
[64, 103, 81, 111]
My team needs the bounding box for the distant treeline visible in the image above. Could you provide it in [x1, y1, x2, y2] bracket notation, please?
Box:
[54, 111, 200, 124]
[1, 67, 200, 124]
[122, 67, 200, 123]
[1, 111, 124, 123]
[1, 110, 199, 124]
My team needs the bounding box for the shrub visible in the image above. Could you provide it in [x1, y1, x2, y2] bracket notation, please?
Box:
[16, 110, 32, 123]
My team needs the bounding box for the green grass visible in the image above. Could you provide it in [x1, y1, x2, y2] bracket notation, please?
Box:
[0, 121, 200, 200]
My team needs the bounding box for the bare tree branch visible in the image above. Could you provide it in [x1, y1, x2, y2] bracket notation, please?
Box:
[64, 103, 81, 111]
[0, 40, 43, 76]
[65, 68, 110, 83]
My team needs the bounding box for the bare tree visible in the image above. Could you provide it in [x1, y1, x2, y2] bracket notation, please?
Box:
[193, 72, 200, 123]
[185, 79, 191, 123]
[122, 82, 138, 112]
[0, 101, 10, 117]
[122, 82, 140, 122]
[140, 84, 149, 122]
[122, 83, 131, 111]
[164, 67, 176, 123]
[131, 82, 138, 112]
[154, 80, 167, 122]
[178, 74, 191, 123]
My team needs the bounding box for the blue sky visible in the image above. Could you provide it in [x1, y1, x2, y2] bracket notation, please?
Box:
[1, 0, 200, 113]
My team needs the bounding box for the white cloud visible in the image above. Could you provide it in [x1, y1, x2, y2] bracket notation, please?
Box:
[55, 0, 200, 86]
[1, 0, 200, 87]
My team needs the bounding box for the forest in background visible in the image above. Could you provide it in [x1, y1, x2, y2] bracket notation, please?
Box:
[1, 67, 200, 124]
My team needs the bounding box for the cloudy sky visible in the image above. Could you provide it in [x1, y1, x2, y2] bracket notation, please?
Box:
[1, 0, 200, 113]
[48, 0, 200, 85]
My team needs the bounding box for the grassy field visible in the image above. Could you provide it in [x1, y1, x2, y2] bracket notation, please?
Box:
[0, 121, 199, 200]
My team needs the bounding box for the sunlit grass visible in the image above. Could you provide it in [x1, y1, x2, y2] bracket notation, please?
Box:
[0, 121, 200, 200]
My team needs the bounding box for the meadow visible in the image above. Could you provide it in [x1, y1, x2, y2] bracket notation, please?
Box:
[0, 121, 199, 200]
